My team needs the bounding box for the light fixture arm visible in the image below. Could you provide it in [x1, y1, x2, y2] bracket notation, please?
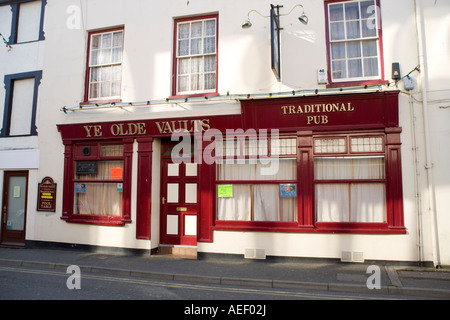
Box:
[246, 9, 270, 20]
[279, 4, 305, 17]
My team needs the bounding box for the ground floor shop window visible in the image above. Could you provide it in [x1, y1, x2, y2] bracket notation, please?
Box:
[61, 140, 133, 225]
[213, 131, 405, 234]
[215, 137, 298, 224]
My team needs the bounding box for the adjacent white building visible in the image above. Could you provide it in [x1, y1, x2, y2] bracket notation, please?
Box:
[1, 0, 449, 266]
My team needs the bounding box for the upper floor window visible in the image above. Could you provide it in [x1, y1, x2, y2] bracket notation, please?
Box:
[7, 0, 46, 44]
[173, 15, 218, 97]
[1, 71, 42, 137]
[85, 28, 124, 102]
[325, 0, 384, 86]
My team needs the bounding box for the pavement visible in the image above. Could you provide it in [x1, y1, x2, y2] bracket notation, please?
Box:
[0, 246, 449, 299]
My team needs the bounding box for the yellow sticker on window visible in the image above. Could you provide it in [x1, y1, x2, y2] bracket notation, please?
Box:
[217, 184, 233, 198]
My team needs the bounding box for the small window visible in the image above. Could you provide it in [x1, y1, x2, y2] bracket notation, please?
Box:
[173, 15, 218, 96]
[86, 28, 124, 102]
[326, 0, 384, 85]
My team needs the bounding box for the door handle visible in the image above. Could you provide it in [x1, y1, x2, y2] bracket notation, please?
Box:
[162, 197, 166, 205]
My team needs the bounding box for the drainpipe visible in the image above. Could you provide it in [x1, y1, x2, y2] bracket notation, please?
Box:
[414, 0, 440, 268]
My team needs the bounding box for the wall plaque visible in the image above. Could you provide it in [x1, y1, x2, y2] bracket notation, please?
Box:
[37, 177, 57, 212]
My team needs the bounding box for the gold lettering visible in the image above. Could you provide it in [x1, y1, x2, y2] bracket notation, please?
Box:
[84, 125, 103, 137]
[137, 123, 146, 135]
[84, 126, 93, 137]
[281, 106, 289, 114]
[289, 106, 296, 114]
[201, 119, 211, 131]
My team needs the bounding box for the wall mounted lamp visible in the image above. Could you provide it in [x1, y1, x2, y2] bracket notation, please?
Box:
[241, 4, 308, 29]
[242, 4, 308, 82]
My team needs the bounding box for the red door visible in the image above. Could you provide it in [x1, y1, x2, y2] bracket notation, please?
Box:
[160, 141, 198, 246]
[1, 171, 28, 247]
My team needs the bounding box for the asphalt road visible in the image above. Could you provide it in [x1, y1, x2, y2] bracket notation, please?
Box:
[0, 263, 436, 303]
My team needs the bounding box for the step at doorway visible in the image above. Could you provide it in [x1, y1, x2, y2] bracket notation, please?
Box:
[155, 245, 198, 259]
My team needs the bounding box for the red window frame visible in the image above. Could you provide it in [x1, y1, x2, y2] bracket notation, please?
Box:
[212, 129, 405, 234]
[213, 134, 301, 231]
[61, 139, 133, 226]
[82, 26, 124, 105]
[324, 0, 388, 88]
[171, 14, 219, 99]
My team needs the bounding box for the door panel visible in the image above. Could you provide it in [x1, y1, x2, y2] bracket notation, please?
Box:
[160, 141, 198, 246]
[1, 171, 28, 247]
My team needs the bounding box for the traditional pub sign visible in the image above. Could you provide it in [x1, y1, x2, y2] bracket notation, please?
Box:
[58, 91, 400, 141]
[37, 177, 57, 212]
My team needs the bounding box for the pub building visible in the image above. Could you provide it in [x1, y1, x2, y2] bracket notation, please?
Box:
[56, 90, 405, 259]
[4, 0, 446, 266]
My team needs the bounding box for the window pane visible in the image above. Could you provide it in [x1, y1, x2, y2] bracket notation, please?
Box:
[217, 159, 296, 181]
[101, 33, 112, 48]
[314, 157, 385, 180]
[112, 65, 122, 81]
[178, 39, 189, 56]
[100, 82, 111, 98]
[205, 19, 216, 36]
[329, 4, 344, 21]
[100, 49, 111, 64]
[348, 59, 362, 78]
[90, 67, 100, 82]
[204, 55, 216, 72]
[190, 38, 202, 55]
[315, 183, 386, 222]
[113, 31, 123, 47]
[217, 184, 297, 222]
[74, 183, 122, 216]
[346, 21, 361, 39]
[101, 145, 124, 157]
[191, 21, 202, 37]
[91, 35, 101, 49]
[111, 81, 121, 96]
[364, 58, 379, 77]
[331, 43, 346, 59]
[90, 83, 98, 99]
[345, 2, 360, 20]
[330, 22, 345, 41]
[178, 75, 189, 92]
[205, 73, 216, 90]
[90, 50, 99, 66]
[76, 160, 124, 180]
[360, 0, 376, 19]
[178, 58, 190, 75]
[100, 66, 111, 81]
[332, 60, 347, 79]
[314, 138, 346, 154]
[362, 40, 378, 57]
[112, 47, 122, 63]
[179, 23, 190, 39]
[347, 42, 361, 58]
[204, 37, 216, 54]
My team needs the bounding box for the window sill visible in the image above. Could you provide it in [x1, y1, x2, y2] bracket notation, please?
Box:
[214, 221, 406, 234]
[326, 79, 389, 89]
[80, 99, 122, 106]
[169, 92, 219, 100]
[61, 215, 130, 226]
